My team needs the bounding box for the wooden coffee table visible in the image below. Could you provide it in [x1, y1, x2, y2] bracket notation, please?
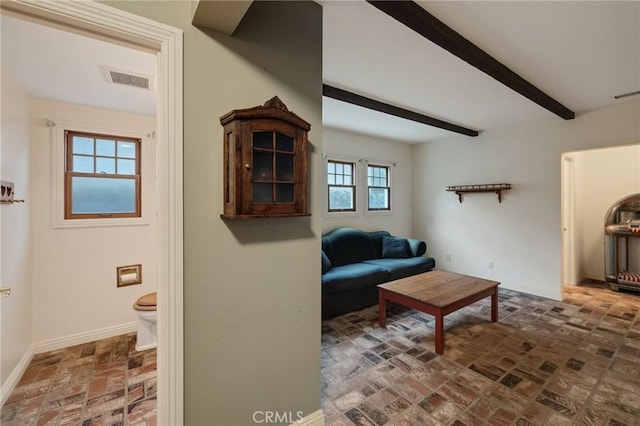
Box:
[378, 270, 500, 354]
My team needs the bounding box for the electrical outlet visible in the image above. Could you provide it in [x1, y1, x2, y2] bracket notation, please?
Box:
[446, 254, 451, 262]
[488, 260, 494, 269]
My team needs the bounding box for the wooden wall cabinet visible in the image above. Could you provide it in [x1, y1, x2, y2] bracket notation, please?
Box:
[220, 97, 311, 219]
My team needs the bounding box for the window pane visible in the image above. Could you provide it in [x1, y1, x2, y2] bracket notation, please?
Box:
[117, 159, 136, 175]
[73, 155, 94, 173]
[369, 187, 389, 210]
[276, 153, 294, 181]
[96, 157, 116, 174]
[327, 162, 335, 174]
[96, 139, 115, 157]
[336, 175, 343, 185]
[344, 175, 352, 185]
[380, 168, 387, 179]
[73, 136, 94, 155]
[118, 141, 137, 158]
[337, 163, 343, 174]
[71, 176, 136, 214]
[253, 132, 273, 150]
[329, 186, 354, 210]
[276, 133, 294, 152]
[328, 174, 335, 185]
[276, 183, 294, 203]
[253, 183, 273, 202]
[253, 151, 273, 181]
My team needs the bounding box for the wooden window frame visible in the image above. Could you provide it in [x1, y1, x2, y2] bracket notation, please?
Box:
[64, 130, 141, 219]
[367, 164, 391, 211]
[327, 159, 356, 212]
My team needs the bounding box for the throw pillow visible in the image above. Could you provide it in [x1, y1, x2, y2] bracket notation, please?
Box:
[382, 236, 411, 258]
[321, 251, 333, 274]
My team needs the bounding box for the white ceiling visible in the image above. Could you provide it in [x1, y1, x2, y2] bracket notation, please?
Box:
[1, 14, 157, 116]
[2, 2, 638, 143]
[323, 1, 640, 143]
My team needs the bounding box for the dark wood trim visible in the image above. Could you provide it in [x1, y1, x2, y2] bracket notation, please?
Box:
[323, 84, 479, 137]
[367, 1, 575, 120]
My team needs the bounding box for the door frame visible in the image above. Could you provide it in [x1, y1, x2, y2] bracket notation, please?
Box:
[1, 1, 184, 424]
[561, 153, 577, 287]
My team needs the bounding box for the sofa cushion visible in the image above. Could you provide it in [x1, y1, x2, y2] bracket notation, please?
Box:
[362, 257, 436, 281]
[322, 263, 389, 295]
[321, 227, 377, 266]
[368, 230, 392, 258]
[382, 236, 411, 258]
[321, 251, 333, 274]
[407, 238, 427, 257]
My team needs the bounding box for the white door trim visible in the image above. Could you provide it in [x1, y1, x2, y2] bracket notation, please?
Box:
[561, 154, 576, 287]
[2, 1, 184, 424]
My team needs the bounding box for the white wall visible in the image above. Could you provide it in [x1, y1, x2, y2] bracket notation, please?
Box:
[571, 145, 640, 281]
[414, 99, 640, 300]
[30, 99, 157, 344]
[0, 67, 33, 389]
[322, 127, 414, 237]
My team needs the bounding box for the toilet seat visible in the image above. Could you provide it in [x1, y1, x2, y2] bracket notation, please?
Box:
[133, 292, 157, 311]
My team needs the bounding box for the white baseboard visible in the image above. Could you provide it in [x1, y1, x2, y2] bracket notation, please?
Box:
[295, 409, 325, 426]
[1, 344, 34, 407]
[33, 322, 137, 354]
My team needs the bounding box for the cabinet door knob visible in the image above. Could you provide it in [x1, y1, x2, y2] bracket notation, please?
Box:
[244, 163, 251, 170]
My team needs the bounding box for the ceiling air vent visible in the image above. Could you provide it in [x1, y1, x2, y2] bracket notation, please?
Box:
[613, 90, 640, 100]
[102, 66, 153, 90]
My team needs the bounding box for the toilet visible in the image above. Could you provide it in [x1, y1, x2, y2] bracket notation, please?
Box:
[133, 292, 157, 351]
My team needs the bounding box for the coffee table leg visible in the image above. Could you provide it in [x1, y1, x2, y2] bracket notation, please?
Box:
[379, 290, 387, 327]
[491, 289, 498, 322]
[435, 314, 444, 355]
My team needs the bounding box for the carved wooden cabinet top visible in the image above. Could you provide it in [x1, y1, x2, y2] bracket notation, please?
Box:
[220, 97, 311, 219]
[220, 96, 311, 130]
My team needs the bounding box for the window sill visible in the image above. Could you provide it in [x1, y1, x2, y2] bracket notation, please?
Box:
[365, 209, 392, 216]
[52, 216, 151, 229]
[324, 210, 359, 218]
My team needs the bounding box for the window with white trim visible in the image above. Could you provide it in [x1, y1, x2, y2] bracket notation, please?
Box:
[65, 130, 141, 219]
[367, 164, 390, 211]
[327, 160, 356, 212]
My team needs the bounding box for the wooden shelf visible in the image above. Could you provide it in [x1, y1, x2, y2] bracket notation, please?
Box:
[446, 183, 511, 203]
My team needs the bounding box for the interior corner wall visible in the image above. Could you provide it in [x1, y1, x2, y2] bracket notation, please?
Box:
[30, 99, 158, 344]
[413, 99, 640, 300]
[322, 127, 414, 237]
[0, 67, 34, 387]
[572, 145, 640, 282]
[103, 1, 323, 424]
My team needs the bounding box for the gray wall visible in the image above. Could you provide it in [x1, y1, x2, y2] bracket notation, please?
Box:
[104, 1, 323, 424]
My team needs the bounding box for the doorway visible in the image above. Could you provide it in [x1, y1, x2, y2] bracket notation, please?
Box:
[561, 144, 640, 291]
[0, 2, 183, 424]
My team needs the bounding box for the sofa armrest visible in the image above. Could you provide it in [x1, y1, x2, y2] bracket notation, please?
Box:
[406, 238, 427, 257]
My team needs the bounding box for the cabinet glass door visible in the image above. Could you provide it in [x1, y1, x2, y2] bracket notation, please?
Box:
[251, 131, 296, 204]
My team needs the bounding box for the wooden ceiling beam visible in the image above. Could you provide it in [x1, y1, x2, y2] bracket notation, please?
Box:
[367, 1, 575, 120]
[323, 84, 479, 137]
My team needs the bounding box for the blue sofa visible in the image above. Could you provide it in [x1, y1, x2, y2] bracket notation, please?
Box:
[321, 227, 436, 319]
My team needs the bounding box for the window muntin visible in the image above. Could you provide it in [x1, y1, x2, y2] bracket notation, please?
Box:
[367, 164, 390, 211]
[65, 130, 141, 219]
[327, 160, 356, 212]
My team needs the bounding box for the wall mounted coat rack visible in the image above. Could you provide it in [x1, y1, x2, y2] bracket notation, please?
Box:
[446, 183, 511, 203]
